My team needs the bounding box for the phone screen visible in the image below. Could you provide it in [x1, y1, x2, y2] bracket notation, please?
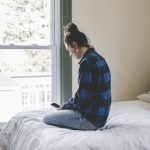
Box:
[51, 103, 60, 108]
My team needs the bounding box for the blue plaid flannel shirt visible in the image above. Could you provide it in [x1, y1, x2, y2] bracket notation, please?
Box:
[62, 48, 111, 129]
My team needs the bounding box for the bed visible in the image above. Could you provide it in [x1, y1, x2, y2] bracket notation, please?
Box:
[0, 92, 150, 150]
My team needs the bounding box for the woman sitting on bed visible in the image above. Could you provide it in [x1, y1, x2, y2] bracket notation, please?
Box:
[43, 23, 111, 131]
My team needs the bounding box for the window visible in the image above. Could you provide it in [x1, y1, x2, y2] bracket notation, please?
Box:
[0, 0, 60, 122]
[0, 0, 72, 122]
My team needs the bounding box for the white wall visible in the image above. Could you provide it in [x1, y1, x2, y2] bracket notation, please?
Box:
[72, 0, 150, 101]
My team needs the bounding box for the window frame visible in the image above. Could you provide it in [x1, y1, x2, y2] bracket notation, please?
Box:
[60, 0, 72, 104]
[52, 0, 72, 104]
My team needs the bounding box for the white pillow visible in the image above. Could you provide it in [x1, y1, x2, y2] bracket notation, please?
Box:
[136, 93, 150, 102]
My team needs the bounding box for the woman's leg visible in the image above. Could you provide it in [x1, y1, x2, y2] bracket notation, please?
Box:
[43, 110, 96, 131]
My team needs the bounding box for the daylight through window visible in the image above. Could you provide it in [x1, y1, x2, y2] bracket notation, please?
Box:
[0, 0, 55, 122]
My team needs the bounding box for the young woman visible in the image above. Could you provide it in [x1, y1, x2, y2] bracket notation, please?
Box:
[43, 23, 111, 131]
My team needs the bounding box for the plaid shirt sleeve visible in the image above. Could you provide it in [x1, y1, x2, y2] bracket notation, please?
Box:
[61, 60, 96, 111]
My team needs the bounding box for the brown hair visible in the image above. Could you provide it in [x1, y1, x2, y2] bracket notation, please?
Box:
[64, 23, 90, 48]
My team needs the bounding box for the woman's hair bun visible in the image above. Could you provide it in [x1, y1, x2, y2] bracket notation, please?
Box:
[65, 22, 78, 33]
[64, 22, 90, 47]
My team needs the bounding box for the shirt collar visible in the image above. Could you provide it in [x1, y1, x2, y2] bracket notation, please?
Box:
[78, 48, 95, 64]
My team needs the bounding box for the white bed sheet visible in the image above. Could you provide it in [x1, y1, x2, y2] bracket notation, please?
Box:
[0, 100, 150, 150]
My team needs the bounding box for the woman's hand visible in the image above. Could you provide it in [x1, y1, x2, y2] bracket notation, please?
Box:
[57, 107, 63, 110]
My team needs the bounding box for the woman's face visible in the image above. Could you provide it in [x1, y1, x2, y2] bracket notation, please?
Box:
[65, 43, 81, 59]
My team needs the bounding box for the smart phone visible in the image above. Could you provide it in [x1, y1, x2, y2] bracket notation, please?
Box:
[51, 103, 60, 108]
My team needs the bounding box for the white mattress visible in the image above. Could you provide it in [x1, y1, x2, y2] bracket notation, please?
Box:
[0, 100, 150, 150]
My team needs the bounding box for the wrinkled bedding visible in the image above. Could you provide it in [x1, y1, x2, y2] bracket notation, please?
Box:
[0, 100, 150, 150]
